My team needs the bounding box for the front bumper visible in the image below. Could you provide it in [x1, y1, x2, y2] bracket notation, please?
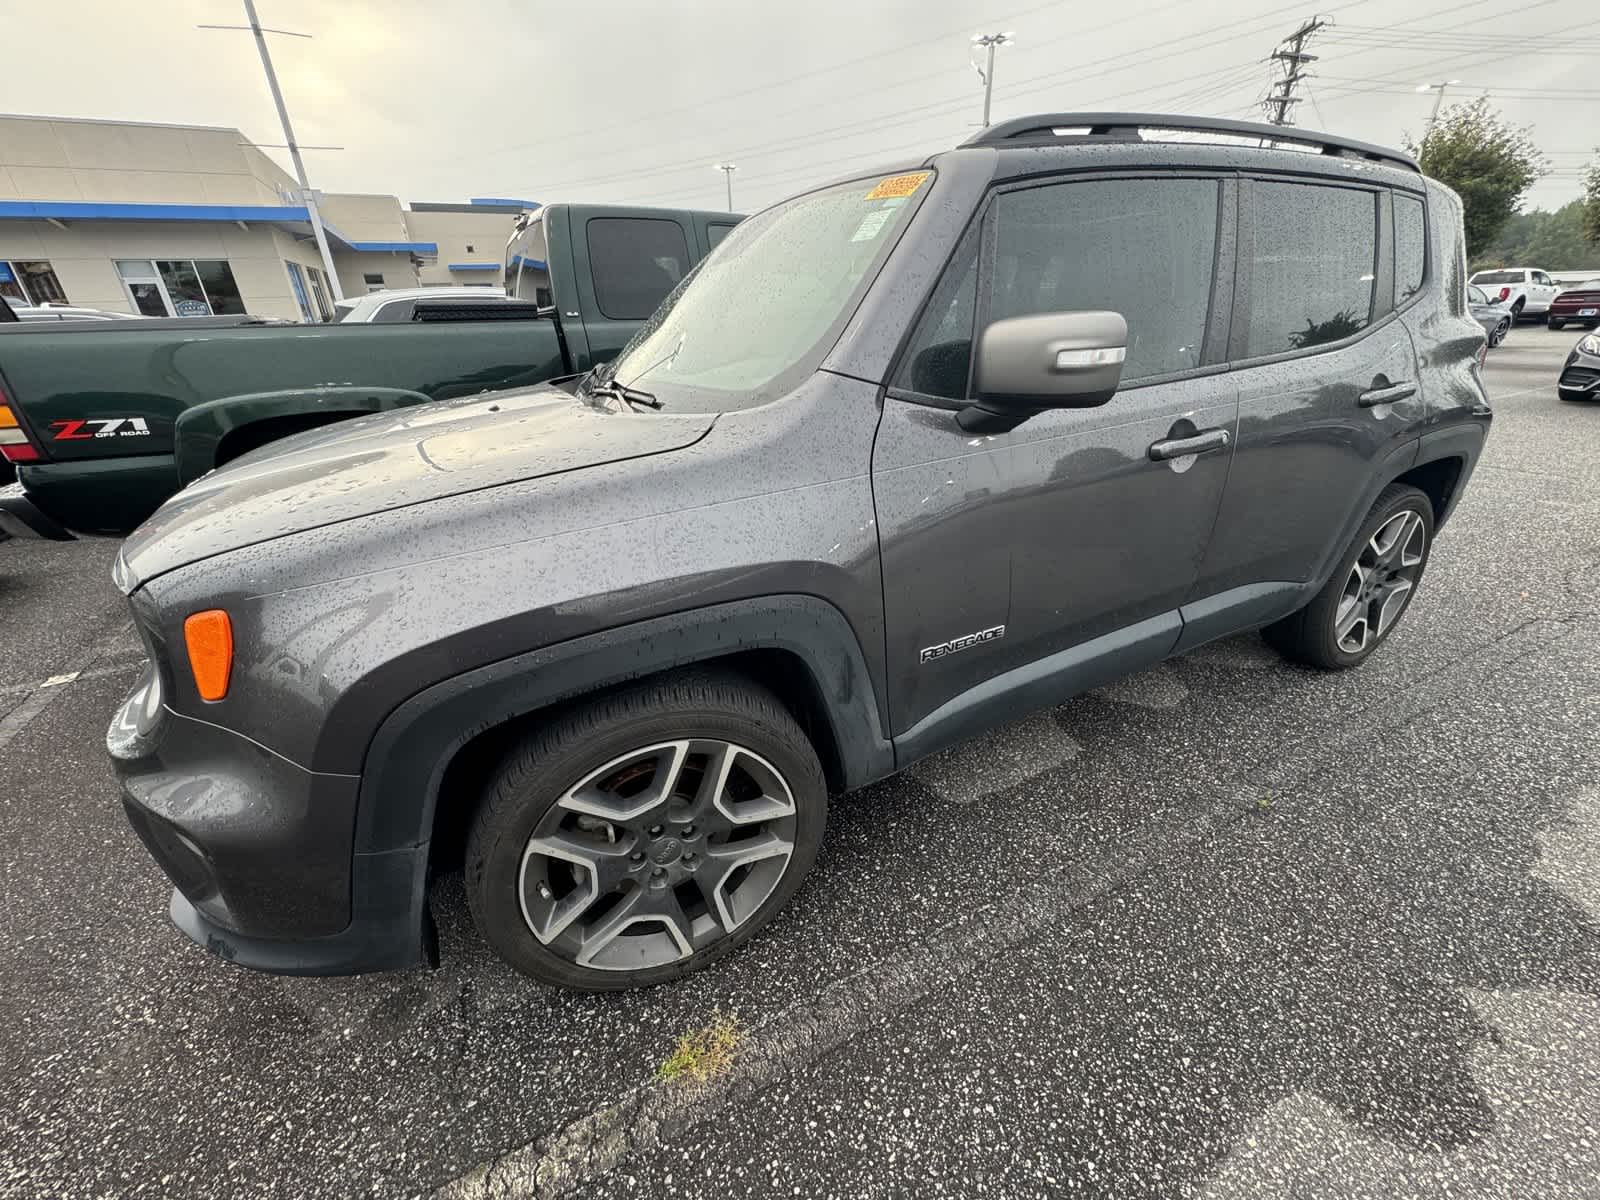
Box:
[0, 481, 75, 540]
[109, 662, 430, 975]
[1558, 359, 1600, 398]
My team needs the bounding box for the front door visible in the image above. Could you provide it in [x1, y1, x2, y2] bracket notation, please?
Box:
[873, 173, 1238, 741]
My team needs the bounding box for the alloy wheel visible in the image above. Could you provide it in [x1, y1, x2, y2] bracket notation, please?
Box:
[1333, 508, 1427, 655]
[518, 739, 797, 971]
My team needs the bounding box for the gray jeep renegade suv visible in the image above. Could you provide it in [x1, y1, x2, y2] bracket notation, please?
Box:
[108, 114, 1491, 990]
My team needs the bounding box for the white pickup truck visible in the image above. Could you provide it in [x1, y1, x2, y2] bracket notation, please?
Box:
[1467, 267, 1560, 320]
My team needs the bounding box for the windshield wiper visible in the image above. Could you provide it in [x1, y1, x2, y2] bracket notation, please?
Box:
[588, 378, 663, 410]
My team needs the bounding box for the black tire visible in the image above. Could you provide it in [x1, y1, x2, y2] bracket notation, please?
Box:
[465, 670, 827, 990]
[1263, 484, 1435, 671]
[1511, 298, 1525, 320]
[1547, 317, 1564, 331]
[1558, 389, 1591, 403]
[1490, 318, 1509, 347]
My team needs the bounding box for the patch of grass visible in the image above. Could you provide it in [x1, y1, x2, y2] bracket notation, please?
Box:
[657, 1011, 744, 1085]
[1256, 791, 1275, 810]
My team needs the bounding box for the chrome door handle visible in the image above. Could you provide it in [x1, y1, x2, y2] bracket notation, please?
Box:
[1148, 428, 1230, 461]
[1359, 382, 1417, 407]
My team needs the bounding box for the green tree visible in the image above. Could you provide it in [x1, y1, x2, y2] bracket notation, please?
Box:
[1584, 156, 1600, 247]
[1474, 200, 1600, 272]
[1406, 98, 1547, 258]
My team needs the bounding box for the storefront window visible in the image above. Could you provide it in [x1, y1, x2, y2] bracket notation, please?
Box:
[115, 258, 246, 317]
[306, 265, 334, 321]
[0, 260, 68, 306]
[285, 262, 315, 322]
[195, 260, 246, 315]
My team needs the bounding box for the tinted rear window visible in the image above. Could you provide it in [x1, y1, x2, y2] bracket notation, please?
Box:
[1245, 182, 1376, 357]
[587, 218, 691, 321]
[1472, 270, 1523, 285]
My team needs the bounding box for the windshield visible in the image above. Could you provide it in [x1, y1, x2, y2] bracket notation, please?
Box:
[1472, 270, 1523, 285]
[604, 171, 931, 411]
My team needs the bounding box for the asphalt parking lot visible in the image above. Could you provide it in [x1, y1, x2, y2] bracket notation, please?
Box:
[2, 325, 1597, 1199]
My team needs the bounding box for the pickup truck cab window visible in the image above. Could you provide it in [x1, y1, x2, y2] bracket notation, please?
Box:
[586, 218, 691, 320]
[605, 175, 925, 411]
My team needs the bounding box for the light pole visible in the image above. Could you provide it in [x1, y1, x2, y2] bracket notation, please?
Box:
[971, 32, 1015, 127]
[1415, 80, 1461, 133]
[201, 0, 344, 304]
[714, 163, 737, 212]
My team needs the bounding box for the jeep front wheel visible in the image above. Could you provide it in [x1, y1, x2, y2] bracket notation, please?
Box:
[465, 672, 827, 990]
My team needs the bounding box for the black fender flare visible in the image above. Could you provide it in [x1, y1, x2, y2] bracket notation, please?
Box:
[352, 595, 896, 857]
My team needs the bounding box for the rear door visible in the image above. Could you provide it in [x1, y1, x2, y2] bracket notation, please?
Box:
[568, 210, 697, 365]
[873, 172, 1238, 737]
[1193, 176, 1422, 601]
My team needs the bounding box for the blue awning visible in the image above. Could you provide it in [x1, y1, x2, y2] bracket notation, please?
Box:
[0, 200, 437, 257]
[447, 262, 500, 271]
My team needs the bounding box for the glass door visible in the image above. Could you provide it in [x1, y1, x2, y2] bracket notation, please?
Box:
[116, 260, 173, 317]
[155, 260, 212, 317]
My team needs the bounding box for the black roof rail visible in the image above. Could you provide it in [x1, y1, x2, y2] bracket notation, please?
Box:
[961, 112, 1419, 172]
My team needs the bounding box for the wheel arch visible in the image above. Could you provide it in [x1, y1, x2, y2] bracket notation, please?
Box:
[171, 385, 434, 483]
[352, 595, 896, 865]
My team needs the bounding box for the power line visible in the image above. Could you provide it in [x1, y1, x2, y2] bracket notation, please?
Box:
[495, 0, 1323, 199]
[1264, 16, 1330, 126]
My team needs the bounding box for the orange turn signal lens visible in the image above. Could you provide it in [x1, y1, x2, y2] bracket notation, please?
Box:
[183, 610, 234, 702]
[0, 404, 19, 429]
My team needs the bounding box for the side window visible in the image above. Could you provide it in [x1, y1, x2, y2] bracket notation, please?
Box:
[1394, 193, 1426, 305]
[1534, 271, 1552, 286]
[373, 300, 415, 323]
[991, 177, 1219, 382]
[707, 223, 737, 248]
[586, 218, 691, 320]
[892, 222, 979, 400]
[1245, 182, 1377, 357]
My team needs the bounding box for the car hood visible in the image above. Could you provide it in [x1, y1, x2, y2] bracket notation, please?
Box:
[119, 386, 715, 587]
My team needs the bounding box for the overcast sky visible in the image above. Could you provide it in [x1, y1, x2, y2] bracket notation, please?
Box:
[5, 0, 1594, 214]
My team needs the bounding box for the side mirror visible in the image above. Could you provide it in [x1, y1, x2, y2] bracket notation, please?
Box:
[960, 311, 1128, 432]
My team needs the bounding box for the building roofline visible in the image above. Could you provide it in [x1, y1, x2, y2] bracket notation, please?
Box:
[0, 112, 241, 135]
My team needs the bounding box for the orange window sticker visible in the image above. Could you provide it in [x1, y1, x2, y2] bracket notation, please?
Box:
[864, 171, 931, 201]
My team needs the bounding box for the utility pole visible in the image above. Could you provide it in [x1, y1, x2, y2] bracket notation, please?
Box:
[714, 163, 737, 212]
[971, 32, 1015, 127]
[1416, 80, 1461, 132]
[201, 1, 344, 305]
[1263, 16, 1329, 127]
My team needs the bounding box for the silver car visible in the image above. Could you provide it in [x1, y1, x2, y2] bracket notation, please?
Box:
[1467, 284, 1512, 348]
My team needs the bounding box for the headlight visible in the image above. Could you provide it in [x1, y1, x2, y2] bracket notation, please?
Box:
[1580, 333, 1600, 356]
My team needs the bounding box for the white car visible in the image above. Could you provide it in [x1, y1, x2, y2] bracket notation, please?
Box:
[5, 303, 140, 322]
[330, 286, 517, 324]
[1467, 267, 1560, 320]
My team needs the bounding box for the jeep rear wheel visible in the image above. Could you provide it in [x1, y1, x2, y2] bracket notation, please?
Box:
[465, 671, 827, 990]
[1264, 484, 1434, 670]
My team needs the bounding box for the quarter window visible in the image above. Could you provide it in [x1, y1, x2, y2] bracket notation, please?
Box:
[991, 177, 1220, 382]
[586, 217, 691, 321]
[1394, 193, 1426, 305]
[1245, 182, 1377, 357]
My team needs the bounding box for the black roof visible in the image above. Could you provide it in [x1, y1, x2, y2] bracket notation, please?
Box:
[962, 113, 1418, 173]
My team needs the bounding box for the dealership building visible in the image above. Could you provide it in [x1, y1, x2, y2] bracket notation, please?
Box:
[0, 114, 533, 322]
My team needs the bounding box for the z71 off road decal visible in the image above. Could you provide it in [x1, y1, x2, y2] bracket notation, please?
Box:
[50, 418, 152, 441]
[920, 624, 1005, 664]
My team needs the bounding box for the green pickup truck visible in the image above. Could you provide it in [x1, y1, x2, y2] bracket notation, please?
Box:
[0, 202, 739, 538]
